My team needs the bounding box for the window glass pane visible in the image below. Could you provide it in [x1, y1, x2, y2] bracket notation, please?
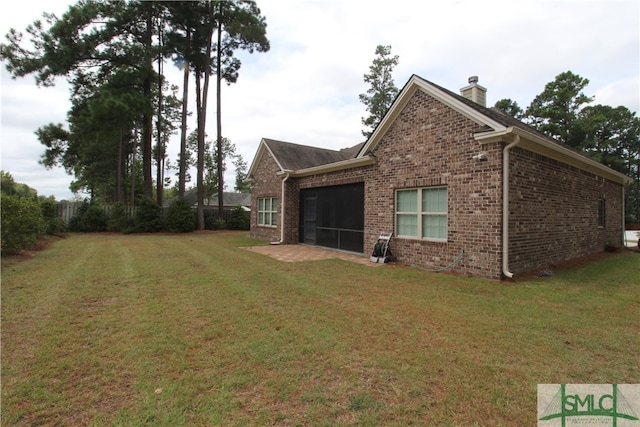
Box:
[258, 212, 264, 225]
[598, 199, 605, 227]
[423, 214, 447, 239]
[423, 188, 447, 213]
[259, 198, 265, 211]
[272, 198, 278, 212]
[271, 212, 278, 226]
[397, 190, 417, 212]
[397, 214, 417, 236]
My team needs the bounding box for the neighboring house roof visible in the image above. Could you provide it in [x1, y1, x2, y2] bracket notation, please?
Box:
[164, 190, 251, 208]
[210, 192, 251, 207]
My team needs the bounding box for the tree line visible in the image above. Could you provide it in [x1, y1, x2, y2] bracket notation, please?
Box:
[0, 170, 250, 254]
[494, 71, 639, 222]
[1, 0, 269, 230]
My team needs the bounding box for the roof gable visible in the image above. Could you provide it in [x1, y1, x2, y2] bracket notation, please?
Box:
[356, 74, 630, 185]
[248, 138, 363, 178]
[357, 74, 509, 157]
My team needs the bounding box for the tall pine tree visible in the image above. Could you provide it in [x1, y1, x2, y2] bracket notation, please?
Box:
[359, 45, 399, 138]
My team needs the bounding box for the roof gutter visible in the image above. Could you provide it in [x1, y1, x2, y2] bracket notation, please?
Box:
[477, 127, 633, 185]
[270, 171, 291, 245]
[502, 134, 520, 279]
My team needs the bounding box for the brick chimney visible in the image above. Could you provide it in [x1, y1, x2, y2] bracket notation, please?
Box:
[460, 76, 486, 107]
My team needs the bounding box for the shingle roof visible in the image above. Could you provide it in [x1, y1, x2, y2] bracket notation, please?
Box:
[263, 138, 363, 170]
[210, 192, 251, 207]
[164, 190, 250, 207]
[416, 75, 584, 154]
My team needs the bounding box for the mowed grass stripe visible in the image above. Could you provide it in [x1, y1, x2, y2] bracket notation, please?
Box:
[1, 232, 638, 426]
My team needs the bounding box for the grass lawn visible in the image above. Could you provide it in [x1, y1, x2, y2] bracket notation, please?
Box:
[2, 232, 638, 426]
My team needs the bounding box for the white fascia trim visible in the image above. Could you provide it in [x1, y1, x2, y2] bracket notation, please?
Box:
[475, 127, 633, 185]
[247, 139, 285, 178]
[288, 156, 376, 177]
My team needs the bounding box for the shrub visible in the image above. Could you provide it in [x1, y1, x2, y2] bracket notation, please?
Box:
[203, 209, 216, 230]
[1, 195, 46, 254]
[228, 206, 250, 230]
[165, 197, 195, 233]
[67, 201, 90, 232]
[212, 218, 226, 230]
[39, 198, 66, 235]
[80, 204, 107, 232]
[107, 202, 130, 232]
[133, 198, 162, 232]
[67, 201, 108, 232]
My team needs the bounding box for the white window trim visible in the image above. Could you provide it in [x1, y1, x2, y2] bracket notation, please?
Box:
[257, 197, 278, 227]
[395, 186, 448, 242]
[597, 199, 605, 228]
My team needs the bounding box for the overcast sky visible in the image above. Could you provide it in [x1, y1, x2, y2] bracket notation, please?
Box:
[1, 0, 639, 200]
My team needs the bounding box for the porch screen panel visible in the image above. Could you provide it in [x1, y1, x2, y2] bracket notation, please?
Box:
[299, 183, 364, 252]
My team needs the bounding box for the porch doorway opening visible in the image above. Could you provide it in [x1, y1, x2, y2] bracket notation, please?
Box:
[299, 183, 364, 253]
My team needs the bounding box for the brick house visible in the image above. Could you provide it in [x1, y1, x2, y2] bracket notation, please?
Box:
[247, 75, 631, 279]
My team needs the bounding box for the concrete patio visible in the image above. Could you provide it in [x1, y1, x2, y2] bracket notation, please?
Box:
[243, 244, 385, 267]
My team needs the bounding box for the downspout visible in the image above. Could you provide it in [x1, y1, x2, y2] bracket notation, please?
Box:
[622, 184, 626, 247]
[271, 172, 290, 245]
[502, 135, 520, 278]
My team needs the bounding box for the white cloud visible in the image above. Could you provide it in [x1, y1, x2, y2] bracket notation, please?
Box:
[1, 0, 638, 199]
[592, 77, 640, 112]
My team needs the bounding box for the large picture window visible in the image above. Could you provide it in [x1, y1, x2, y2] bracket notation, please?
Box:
[258, 197, 278, 227]
[396, 187, 447, 240]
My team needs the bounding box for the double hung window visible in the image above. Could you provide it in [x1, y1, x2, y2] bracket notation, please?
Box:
[258, 197, 278, 227]
[396, 187, 447, 240]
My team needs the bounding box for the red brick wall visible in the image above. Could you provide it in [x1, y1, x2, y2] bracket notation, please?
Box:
[508, 147, 624, 273]
[249, 150, 281, 243]
[364, 90, 504, 279]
